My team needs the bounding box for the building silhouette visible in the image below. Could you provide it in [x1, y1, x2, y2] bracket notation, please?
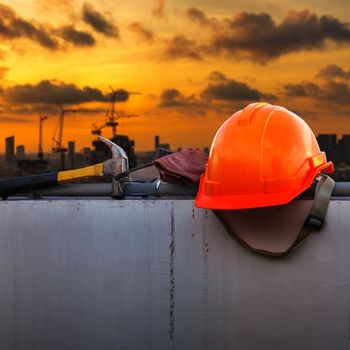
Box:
[342, 135, 350, 163]
[16, 145, 25, 160]
[68, 141, 75, 169]
[317, 134, 350, 164]
[5, 136, 15, 165]
[317, 134, 350, 181]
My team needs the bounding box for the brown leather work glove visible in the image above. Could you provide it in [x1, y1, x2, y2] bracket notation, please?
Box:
[153, 148, 207, 187]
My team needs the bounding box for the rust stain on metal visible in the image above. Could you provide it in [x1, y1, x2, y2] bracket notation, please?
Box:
[169, 204, 176, 341]
[202, 214, 209, 350]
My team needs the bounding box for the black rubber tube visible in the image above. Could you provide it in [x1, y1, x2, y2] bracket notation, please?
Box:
[0, 172, 58, 199]
[14, 182, 197, 197]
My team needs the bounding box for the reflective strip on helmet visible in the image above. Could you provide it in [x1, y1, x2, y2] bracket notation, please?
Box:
[309, 152, 327, 169]
[308, 152, 334, 174]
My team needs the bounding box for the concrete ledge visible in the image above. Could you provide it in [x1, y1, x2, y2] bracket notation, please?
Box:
[0, 199, 348, 350]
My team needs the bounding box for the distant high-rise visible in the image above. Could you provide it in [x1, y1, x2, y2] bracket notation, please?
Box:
[342, 135, 350, 163]
[5, 136, 15, 164]
[317, 134, 337, 161]
[16, 145, 25, 160]
[83, 147, 91, 166]
[68, 141, 75, 169]
[155, 135, 160, 156]
[159, 143, 170, 151]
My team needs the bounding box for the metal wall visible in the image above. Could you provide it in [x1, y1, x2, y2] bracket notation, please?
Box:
[0, 199, 348, 350]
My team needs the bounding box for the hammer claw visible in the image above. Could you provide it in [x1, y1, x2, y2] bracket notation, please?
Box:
[98, 136, 129, 176]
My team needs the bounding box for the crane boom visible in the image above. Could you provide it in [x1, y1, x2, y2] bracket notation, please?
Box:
[38, 113, 48, 160]
[91, 86, 136, 139]
[52, 102, 77, 170]
[52, 103, 64, 152]
[105, 86, 119, 137]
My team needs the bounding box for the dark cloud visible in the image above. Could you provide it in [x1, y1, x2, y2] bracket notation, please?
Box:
[208, 71, 228, 82]
[151, 0, 165, 19]
[156, 87, 259, 117]
[59, 25, 95, 47]
[158, 88, 192, 107]
[164, 34, 202, 60]
[316, 64, 350, 80]
[320, 81, 350, 103]
[186, 7, 220, 30]
[12, 19, 58, 49]
[0, 3, 101, 50]
[187, 9, 350, 63]
[110, 89, 130, 101]
[58, 107, 105, 114]
[0, 116, 30, 123]
[158, 73, 276, 115]
[4, 80, 129, 105]
[82, 2, 119, 37]
[284, 80, 350, 104]
[0, 3, 59, 49]
[213, 10, 350, 62]
[186, 8, 212, 26]
[128, 22, 154, 44]
[320, 14, 350, 40]
[158, 88, 207, 114]
[2, 103, 108, 115]
[202, 79, 273, 101]
[284, 82, 321, 97]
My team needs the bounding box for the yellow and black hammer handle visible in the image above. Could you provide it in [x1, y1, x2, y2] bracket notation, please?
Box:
[0, 163, 104, 199]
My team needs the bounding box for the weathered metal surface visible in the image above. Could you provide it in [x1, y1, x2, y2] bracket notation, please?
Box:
[0, 199, 348, 350]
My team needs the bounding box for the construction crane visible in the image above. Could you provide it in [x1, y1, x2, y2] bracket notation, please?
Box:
[105, 86, 119, 138]
[52, 102, 76, 170]
[38, 113, 48, 160]
[91, 87, 131, 138]
[91, 123, 103, 136]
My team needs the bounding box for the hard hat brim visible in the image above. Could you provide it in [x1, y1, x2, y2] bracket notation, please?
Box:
[195, 161, 334, 210]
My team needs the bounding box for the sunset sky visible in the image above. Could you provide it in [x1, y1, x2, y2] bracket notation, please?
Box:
[1, 0, 350, 153]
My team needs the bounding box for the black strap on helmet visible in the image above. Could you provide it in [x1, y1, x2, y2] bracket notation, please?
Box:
[285, 174, 335, 255]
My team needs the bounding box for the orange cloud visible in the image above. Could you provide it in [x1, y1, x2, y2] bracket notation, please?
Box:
[151, 0, 165, 19]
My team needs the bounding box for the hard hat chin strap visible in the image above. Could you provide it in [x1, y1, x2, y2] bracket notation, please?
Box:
[286, 174, 335, 254]
[304, 174, 335, 229]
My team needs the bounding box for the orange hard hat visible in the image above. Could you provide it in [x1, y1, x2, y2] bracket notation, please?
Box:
[195, 102, 334, 210]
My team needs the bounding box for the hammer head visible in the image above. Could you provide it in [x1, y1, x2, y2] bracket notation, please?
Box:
[98, 136, 129, 176]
